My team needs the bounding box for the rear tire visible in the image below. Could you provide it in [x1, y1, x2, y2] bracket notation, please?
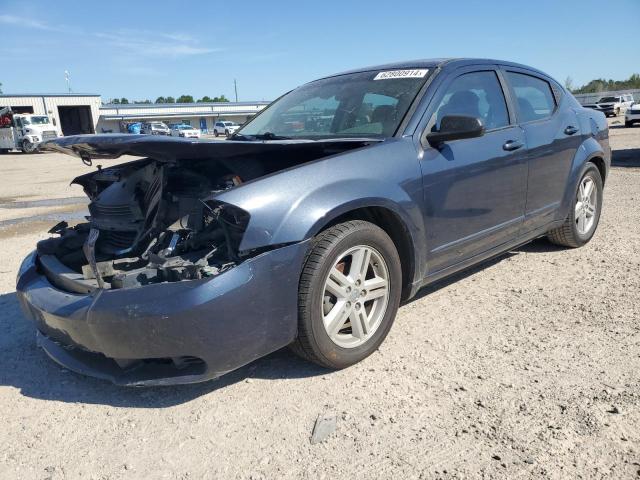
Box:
[626, 121, 633, 128]
[291, 220, 402, 369]
[547, 163, 603, 248]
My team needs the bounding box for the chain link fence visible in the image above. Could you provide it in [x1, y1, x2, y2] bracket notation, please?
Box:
[573, 89, 640, 105]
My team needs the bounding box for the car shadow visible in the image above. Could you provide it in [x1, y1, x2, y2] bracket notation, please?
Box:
[0, 291, 327, 408]
[612, 148, 640, 167]
[405, 237, 564, 304]
[514, 236, 567, 253]
[407, 250, 516, 304]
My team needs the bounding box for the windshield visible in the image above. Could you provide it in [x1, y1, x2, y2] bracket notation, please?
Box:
[152, 123, 166, 128]
[238, 69, 431, 139]
[224, 122, 237, 126]
[598, 97, 617, 103]
[23, 116, 49, 125]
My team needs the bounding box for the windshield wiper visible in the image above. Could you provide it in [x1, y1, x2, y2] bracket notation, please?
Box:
[228, 132, 256, 141]
[253, 132, 292, 140]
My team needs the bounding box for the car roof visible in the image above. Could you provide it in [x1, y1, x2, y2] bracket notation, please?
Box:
[320, 58, 554, 81]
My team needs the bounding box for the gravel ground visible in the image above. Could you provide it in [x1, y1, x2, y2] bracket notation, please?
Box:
[0, 122, 639, 479]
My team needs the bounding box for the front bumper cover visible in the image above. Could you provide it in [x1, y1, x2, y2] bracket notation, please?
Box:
[16, 241, 308, 386]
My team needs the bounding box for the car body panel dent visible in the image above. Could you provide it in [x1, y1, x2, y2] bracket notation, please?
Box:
[17, 240, 309, 384]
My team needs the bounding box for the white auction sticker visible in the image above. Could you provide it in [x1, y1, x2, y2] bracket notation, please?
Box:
[373, 69, 429, 80]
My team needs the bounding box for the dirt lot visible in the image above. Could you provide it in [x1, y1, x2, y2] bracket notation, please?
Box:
[1, 121, 639, 479]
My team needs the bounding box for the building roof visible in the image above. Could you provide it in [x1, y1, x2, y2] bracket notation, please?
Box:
[0, 93, 101, 98]
[101, 101, 270, 108]
[99, 101, 270, 120]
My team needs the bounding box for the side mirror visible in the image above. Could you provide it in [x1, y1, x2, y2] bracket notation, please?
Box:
[426, 115, 485, 147]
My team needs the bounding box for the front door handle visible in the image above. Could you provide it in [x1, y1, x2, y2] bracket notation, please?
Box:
[503, 140, 523, 151]
[564, 126, 579, 135]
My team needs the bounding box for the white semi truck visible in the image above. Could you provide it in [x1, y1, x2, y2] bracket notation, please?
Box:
[0, 107, 59, 153]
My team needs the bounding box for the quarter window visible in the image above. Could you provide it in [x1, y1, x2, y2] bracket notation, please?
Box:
[507, 72, 556, 123]
[431, 71, 509, 131]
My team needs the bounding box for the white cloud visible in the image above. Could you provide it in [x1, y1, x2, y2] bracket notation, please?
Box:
[0, 14, 65, 32]
[95, 31, 220, 58]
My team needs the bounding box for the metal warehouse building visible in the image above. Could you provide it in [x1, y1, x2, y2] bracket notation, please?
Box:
[0, 94, 102, 136]
[97, 101, 270, 134]
[0, 94, 270, 137]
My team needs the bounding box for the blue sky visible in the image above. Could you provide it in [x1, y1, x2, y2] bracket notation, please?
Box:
[1, 0, 638, 102]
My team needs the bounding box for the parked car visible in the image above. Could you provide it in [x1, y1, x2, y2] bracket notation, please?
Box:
[126, 122, 142, 134]
[213, 121, 240, 137]
[170, 124, 201, 138]
[19, 58, 610, 386]
[583, 94, 634, 117]
[625, 102, 640, 127]
[141, 122, 170, 135]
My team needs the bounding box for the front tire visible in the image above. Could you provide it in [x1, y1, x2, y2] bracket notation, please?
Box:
[291, 220, 402, 369]
[214, 130, 219, 137]
[547, 163, 603, 248]
[21, 139, 37, 153]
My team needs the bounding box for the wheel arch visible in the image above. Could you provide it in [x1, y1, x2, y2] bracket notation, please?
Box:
[588, 155, 606, 185]
[558, 137, 609, 222]
[308, 205, 418, 301]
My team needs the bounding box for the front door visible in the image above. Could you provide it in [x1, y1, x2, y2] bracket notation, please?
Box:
[420, 69, 528, 273]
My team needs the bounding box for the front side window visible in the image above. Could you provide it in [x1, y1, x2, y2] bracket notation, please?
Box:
[507, 72, 556, 123]
[238, 69, 431, 139]
[430, 71, 510, 131]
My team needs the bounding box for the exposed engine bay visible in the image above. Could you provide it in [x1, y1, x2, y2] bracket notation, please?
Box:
[38, 136, 375, 291]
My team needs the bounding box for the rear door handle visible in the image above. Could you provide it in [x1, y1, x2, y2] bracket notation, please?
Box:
[503, 140, 523, 151]
[564, 126, 579, 135]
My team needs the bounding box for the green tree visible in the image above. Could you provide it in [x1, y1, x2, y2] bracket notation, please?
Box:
[135, 99, 151, 104]
[165, 96, 175, 103]
[564, 76, 574, 92]
[120, 98, 129, 104]
[155, 96, 166, 104]
[176, 95, 194, 103]
[111, 98, 120, 104]
[197, 95, 230, 103]
[0, 82, 3, 94]
[573, 73, 640, 94]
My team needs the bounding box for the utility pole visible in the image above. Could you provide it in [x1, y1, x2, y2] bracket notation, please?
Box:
[64, 70, 71, 93]
[234, 79, 238, 102]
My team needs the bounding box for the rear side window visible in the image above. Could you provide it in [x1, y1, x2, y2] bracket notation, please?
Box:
[431, 71, 510, 131]
[507, 72, 556, 123]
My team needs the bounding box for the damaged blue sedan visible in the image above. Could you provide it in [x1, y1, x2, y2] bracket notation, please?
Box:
[16, 58, 610, 385]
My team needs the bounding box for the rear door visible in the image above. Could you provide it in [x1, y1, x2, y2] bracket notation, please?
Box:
[419, 67, 528, 273]
[503, 68, 581, 231]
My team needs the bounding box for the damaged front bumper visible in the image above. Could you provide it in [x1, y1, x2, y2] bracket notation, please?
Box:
[16, 241, 308, 386]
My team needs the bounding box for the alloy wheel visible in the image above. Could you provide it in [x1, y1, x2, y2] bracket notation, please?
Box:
[575, 176, 597, 235]
[321, 245, 390, 348]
